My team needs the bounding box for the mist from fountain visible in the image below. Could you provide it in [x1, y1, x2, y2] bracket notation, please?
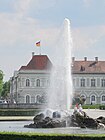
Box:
[47, 18, 73, 112]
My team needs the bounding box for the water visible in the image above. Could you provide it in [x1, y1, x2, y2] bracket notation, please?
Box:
[0, 121, 105, 134]
[0, 110, 105, 134]
[47, 18, 73, 111]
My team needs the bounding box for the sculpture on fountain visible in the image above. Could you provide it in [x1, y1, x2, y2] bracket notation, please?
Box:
[24, 105, 105, 129]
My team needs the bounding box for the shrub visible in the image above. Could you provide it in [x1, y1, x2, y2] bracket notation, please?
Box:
[82, 104, 100, 109]
[0, 109, 42, 116]
[99, 105, 105, 110]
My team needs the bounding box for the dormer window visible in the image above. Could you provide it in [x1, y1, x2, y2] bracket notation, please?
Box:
[80, 65, 85, 71]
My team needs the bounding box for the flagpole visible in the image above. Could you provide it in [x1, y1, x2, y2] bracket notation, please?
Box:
[39, 45, 41, 55]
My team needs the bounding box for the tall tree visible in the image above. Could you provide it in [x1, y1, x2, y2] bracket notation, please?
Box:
[1, 81, 10, 98]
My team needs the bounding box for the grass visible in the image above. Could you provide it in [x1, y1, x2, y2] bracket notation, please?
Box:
[1, 131, 105, 137]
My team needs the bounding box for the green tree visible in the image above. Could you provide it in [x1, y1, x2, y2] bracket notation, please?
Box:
[0, 70, 3, 95]
[1, 81, 10, 98]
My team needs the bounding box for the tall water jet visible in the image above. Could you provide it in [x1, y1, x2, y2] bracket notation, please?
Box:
[47, 18, 73, 111]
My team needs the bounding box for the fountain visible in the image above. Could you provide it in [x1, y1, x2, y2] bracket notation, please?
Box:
[47, 18, 73, 111]
[24, 19, 105, 130]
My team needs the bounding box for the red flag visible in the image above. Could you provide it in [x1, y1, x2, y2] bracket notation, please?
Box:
[36, 41, 40, 47]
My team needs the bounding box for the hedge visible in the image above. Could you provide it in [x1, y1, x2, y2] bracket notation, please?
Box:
[0, 132, 105, 140]
[82, 104, 100, 109]
[82, 105, 105, 110]
[99, 105, 105, 110]
[0, 109, 42, 116]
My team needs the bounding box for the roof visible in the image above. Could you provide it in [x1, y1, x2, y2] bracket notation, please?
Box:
[19, 55, 52, 70]
[19, 55, 105, 74]
[72, 60, 105, 74]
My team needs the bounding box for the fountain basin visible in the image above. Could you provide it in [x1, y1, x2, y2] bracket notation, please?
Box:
[24, 108, 105, 130]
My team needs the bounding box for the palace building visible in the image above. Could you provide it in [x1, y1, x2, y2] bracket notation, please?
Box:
[10, 54, 105, 105]
[72, 57, 105, 105]
[10, 53, 52, 104]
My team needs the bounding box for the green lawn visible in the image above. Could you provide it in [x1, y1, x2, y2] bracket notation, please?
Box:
[0, 132, 105, 140]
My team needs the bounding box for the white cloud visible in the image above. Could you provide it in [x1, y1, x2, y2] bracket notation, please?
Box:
[13, 0, 57, 17]
[0, 0, 58, 48]
[13, 0, 32, 16]
[83, 0, 92, 7]
[0, 12, 60, 49]
[72, 25, 105, 52]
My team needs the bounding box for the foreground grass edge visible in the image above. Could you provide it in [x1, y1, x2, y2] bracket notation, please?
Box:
[0, 131, 105, 137]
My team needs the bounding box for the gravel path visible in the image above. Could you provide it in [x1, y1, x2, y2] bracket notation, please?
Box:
[0, 116, 33, 121]
[84, 109, 105, 119]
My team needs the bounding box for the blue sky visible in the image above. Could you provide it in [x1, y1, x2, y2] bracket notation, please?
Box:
[0, 0, 105, 81]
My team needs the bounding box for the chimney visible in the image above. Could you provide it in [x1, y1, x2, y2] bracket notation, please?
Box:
[84, 57, 87, 61]
[72, 57, 75, 62]
[32, 52, 35, 57]
[95, 57, 98, 62]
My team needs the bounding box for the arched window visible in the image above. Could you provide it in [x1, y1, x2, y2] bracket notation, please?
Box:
[26, 79, 30, 87]
[80, 95, 86, 98]
[91, 95, 95, 101]
[36, 95, 41, 103]
[102, 95, 105, 101]
[26, 95, 30, 103]
[36, 79, 40, 87]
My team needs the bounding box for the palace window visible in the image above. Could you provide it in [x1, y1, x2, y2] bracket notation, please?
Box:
[80, 79, 85, 87]
[36, 79, 40, 87]
[35, 95, 46, 103]
[102, 95, 105, 101]
[101, 79, 105, 87]
[91, 95, 95, 101]
[47, 79, 50, 86]
[26, 79, 30, 87]
[91, 79, 96, 87]
[36, 95, 41, 103]
[26, 95, 30, 103]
